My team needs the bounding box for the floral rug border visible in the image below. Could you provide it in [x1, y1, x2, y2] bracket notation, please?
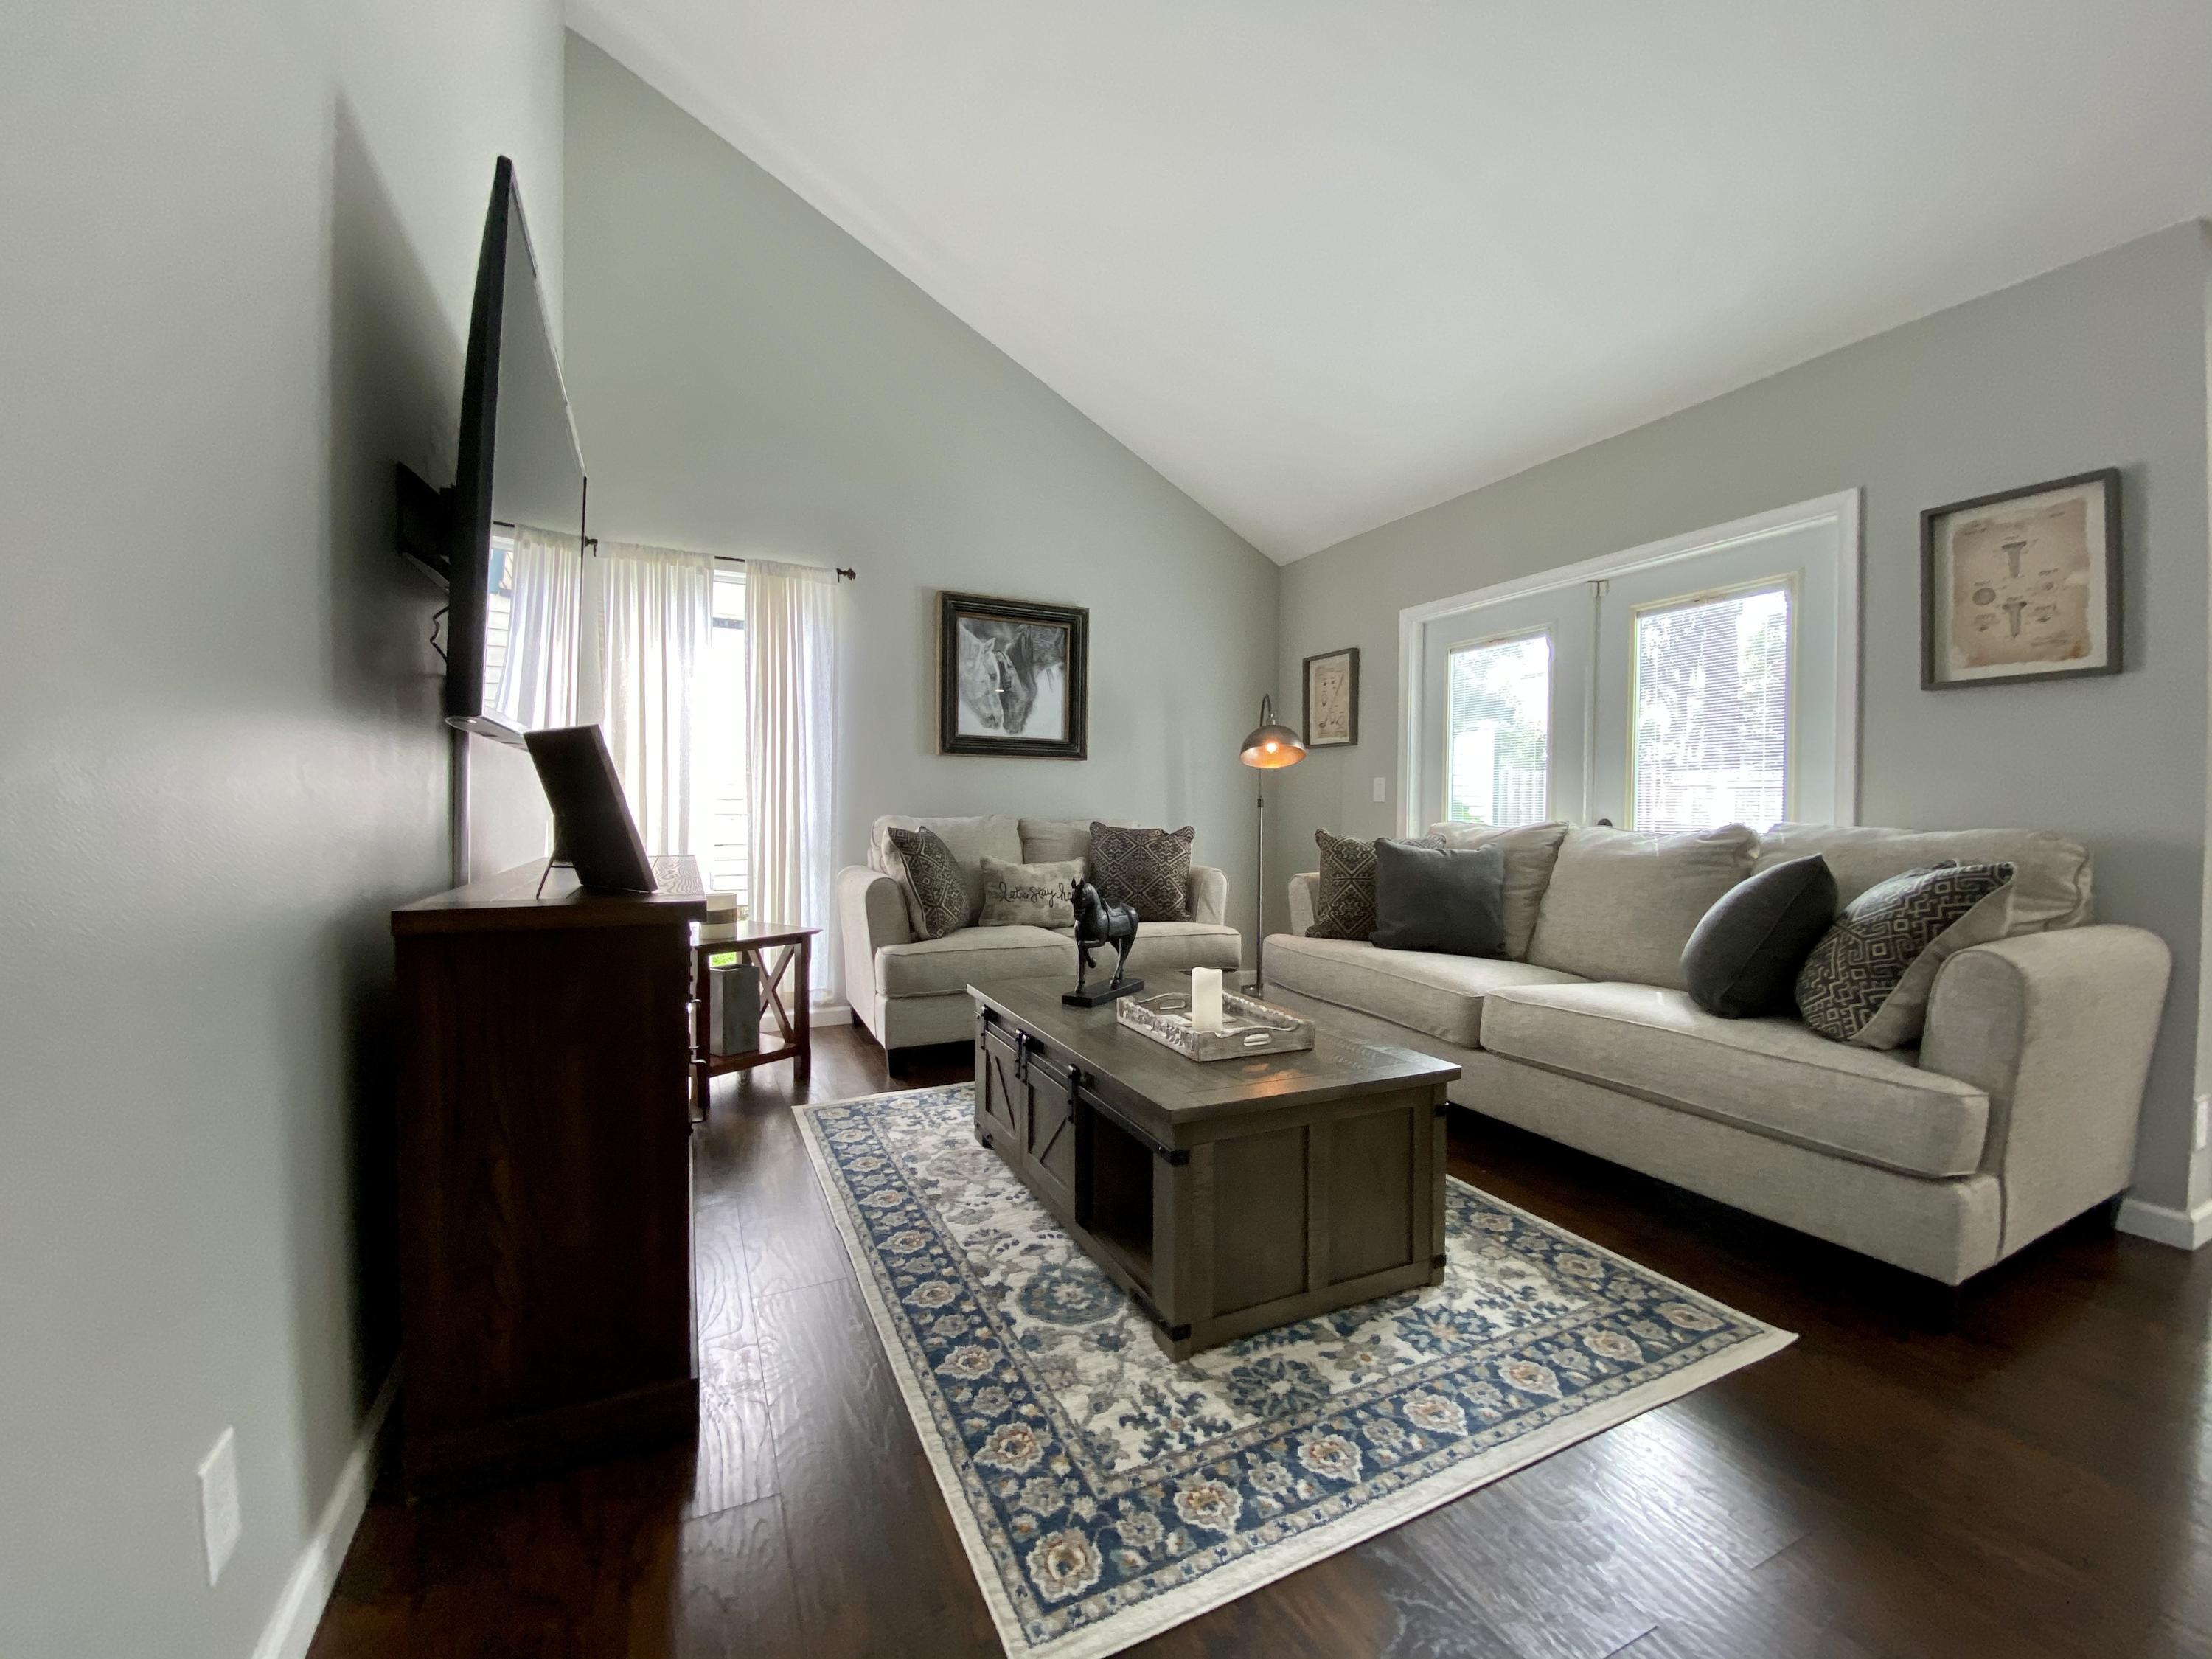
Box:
[796, 1085, 1794, 1659]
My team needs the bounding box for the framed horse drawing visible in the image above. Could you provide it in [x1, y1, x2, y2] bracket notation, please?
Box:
[937, 591, 1090, 759]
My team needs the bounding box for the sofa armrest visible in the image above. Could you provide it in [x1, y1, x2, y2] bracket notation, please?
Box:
[836, 864, 913, 1006]
[1920, 924, 2171, 1256]
[1287, 872, 1318, 939]
[1188, 864, 1229, 925]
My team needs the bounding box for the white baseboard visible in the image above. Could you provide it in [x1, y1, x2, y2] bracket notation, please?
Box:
[2116, 1196, 2212, 1251]
[251, 1368, 396, 1659]
[813, 1001, 854, 1026]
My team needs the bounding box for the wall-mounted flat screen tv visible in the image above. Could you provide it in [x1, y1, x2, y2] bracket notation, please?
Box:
[443, 156, 585, 744]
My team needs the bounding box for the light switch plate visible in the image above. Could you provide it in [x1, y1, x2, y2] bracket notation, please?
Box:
[2195, 1093, 2210, 1152]
[198, 1427, 240, 1587]
[1372, 776, 1387, 803]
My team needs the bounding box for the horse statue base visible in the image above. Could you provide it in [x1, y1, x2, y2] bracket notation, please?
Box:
[1063, 975, 1145, 1009]
[1063, 877, 1144, 1007]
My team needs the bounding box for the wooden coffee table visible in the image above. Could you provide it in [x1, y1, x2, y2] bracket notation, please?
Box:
[970, 975, 1460, 1360]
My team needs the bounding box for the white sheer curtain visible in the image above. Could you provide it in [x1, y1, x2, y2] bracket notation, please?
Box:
[491, 525, 582, 731]
[582, 540, 714, 857]
[746, 559, 841, 1003]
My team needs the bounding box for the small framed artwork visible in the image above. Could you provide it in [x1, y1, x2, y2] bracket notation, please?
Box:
[1921, 468, 2121, 689]
[937, 591, 1089, 758]
[1303, 647, 1359, 747]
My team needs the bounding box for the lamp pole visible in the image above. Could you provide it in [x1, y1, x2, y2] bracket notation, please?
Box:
[1238, 694, 1306, 995]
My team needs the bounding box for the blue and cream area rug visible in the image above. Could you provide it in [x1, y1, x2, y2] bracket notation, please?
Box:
[796, 1085, 1792, 1659]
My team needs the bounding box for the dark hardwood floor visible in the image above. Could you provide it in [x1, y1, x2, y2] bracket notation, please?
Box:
[310, 1026, 2212, 1659]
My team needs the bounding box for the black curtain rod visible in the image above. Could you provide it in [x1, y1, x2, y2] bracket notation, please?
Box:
[490, 520, 855, 582]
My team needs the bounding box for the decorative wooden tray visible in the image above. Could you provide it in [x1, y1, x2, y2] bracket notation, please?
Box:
[1116, 987, 1316, 1062]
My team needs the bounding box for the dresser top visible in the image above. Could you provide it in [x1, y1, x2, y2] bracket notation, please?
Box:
[393, 858, 710, 936]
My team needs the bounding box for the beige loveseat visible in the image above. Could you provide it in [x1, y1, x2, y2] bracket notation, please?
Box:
[1262, 821, 2171, 1286]
[839, 815, 1242, 1070]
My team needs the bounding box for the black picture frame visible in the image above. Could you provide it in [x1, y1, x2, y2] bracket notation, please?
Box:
[1921, 468, 2122, 690]
[1302, 647, 1360, 748]
[937, 591, 1090, 759]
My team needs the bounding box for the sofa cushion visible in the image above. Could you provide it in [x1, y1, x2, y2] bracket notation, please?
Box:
[1796, 863, 2017, 1049]
[1479, 982, 1989, 1178]
[1426, 821, 1571, 960]
[1755, 823, 2090, 931]
[869, 814, 1022, 932]
[875, 925, 1074, 998]
[1120, 921, 1243, 976]
[1264, 933, 1585, 1048]
[1524, 824, 1759, 989]
[1018, 815, 1134, 864]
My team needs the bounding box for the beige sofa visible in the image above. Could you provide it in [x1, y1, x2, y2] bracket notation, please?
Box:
[839, 814, 1242, 1069]
[1262, 821, 2171, 1286]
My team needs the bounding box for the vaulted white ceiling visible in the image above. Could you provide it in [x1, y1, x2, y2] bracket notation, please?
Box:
[569, 2, 2212, 561]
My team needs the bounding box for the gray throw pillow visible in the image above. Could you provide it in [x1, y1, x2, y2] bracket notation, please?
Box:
[885, 826, 970, 939]
[978, 856, 1084, 928]
[1371, 840, 1506, 957]
[1087, 822, 1195, 922]
[1796, 861, 2016, 1048]
[1681, 855, 1837, 1018]
[1310, 828, 1444, 939]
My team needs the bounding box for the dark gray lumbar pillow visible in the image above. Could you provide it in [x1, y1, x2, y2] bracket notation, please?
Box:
[1680, 855, 1837, 1018]
[1370, 838, 1507, 957]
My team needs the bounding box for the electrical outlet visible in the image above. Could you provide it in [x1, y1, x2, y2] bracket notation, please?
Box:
[2195, 1093, 2210, 1153]
[1372, 776, 1387, 803]
[198, 1428, 240, 1587]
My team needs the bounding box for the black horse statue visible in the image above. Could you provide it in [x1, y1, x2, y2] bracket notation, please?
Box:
[1065, 878, 1143, 1006]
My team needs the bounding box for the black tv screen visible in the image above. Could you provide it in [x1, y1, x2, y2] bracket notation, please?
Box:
[444, 157, 585, 743]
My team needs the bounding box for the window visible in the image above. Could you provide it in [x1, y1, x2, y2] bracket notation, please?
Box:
[1408, 492, 1854, 834]
[1631, 584, 1790, 833]
[483, 531, 515, 710]
[700, 568, 751, 914]
[1445, 630, 1550, 827]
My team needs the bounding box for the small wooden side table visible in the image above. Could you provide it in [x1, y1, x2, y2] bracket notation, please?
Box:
[692, 920, 818, 1113]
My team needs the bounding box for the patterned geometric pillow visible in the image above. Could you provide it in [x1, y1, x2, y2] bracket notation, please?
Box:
[1795, 861, 2016, 1048]
[1310, 829, 1443, 939]
[885, 826, 970, 939]
[1087, 823, 1194, 922]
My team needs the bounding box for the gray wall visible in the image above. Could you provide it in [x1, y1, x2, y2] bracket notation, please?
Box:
[1275, 223, 2212, 1216]
[0, 1, 566, 1653]
[563, 35, 1281, 972]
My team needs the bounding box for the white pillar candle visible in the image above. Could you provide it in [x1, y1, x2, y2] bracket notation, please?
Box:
[1190, 967, 1225, 1034]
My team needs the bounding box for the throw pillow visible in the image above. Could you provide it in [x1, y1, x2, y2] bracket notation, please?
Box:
[884, 826, 970, 939]
[1426, 821, 1571, 959]
[1087, 822, 1194, 922]
[1796, 861, 2017, 1048]
[1371, 840, 1507, 957]
[977, 855, 1084, 928]
[1681, 855, 1838, 1018]
[1310, 828, 1443, 939]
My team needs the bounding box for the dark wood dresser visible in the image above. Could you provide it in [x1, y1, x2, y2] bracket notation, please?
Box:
[391, 858, 706, 1495]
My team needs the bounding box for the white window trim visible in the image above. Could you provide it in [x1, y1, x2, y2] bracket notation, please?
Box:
[1396, 490, 1860, 836]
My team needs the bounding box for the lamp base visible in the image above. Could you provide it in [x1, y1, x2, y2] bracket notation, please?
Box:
[1063, 978, 1144, 1009]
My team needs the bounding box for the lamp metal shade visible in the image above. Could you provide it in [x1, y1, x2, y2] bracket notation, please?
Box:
[1239, 721, 1305, 768]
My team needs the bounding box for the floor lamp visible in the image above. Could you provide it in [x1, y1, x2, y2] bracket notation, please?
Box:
[1239, 695, 1306, 992]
